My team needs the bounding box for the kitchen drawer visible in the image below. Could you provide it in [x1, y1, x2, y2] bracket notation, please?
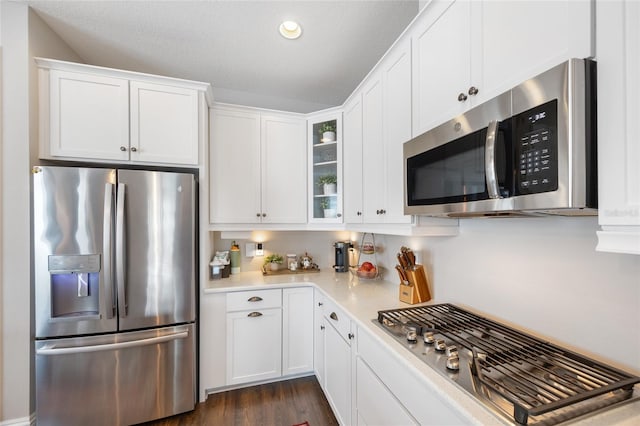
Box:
[323, 299, 352, 343]
[226, 289, 282, 312]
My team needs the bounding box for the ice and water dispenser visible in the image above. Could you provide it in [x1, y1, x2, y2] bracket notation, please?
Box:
[47, 254, 101, 319]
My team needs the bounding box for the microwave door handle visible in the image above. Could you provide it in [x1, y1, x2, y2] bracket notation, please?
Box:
[485, 120, 500, 199]
[116, 183, 127, 318]
[103, 183, 115, 319]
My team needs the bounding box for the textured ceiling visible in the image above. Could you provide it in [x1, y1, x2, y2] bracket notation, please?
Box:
[24, 0, 420, 113]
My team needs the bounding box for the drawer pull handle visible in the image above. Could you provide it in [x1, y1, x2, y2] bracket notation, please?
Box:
[248, 312, 263, 318]
[330, 312, 338, 321]
[248, 296, 263, 302]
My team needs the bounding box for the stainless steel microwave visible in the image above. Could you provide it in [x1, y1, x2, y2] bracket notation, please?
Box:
[403, 58, 597, 217]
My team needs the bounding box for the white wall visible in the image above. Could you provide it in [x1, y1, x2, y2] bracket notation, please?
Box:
[0, 3, 81, 422]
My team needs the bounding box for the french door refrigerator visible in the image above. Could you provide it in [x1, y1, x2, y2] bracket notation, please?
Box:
[33, 166, 196, 426]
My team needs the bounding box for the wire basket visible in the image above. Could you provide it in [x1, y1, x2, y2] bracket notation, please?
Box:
[350, 233, 379, 280]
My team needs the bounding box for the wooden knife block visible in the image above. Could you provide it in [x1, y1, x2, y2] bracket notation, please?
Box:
[398, 265, 432, 305]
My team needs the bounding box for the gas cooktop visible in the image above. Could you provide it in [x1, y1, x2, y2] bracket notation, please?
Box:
[375, 303, 639, 425]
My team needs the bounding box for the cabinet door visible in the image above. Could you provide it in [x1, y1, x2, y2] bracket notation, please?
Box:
[596, 0, 640, 254]
[313, 291, 326, 386]
[343, 95, 364, 223]
[324, 321, 352, 426]
[381, 38, 413, 224]
[356, 358, 417, 426]
[130, 81, 199, 165]
[282, 287, 314, 376]
[49, 69, 129, 161]
[412, 0, 470, 136]
[209, 108, 261, 224]
[261, 115, 307, 223]
[308, 114, 343, 223]
[226, 308, 282, 385]
[473, 0, 593, 104]
[361, 74, 386, 224]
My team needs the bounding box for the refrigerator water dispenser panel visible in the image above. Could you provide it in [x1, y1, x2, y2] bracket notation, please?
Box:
[48, 254, 101, 319]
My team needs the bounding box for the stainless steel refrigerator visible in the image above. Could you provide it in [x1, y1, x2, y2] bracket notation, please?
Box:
[33, 166, 196, 426]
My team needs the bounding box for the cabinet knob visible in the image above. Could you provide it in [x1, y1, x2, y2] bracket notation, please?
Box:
[458, 93, 468, 102]
[357, 211, 362, 216]
[330, 312, 338, 321]
[348, 333, 355, 340]
[256, 213, 261, 217]
[247, 312, 263, 318]
[318, 302, 324, 306]
[468, 86, 479, 96]
[120, 146, 127, 152]
[247, 296, 263, 302]
[336, 213, 342, 218]
[130, 147, 138, 152]
[262, 213, 267, 217]
[320, 325, 325, 331]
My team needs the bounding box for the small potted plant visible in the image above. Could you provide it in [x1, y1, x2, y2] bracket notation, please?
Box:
[320, 198, 336, 218]
[318, 121, 336, 142]
[264, 253, 284, 271]
[317, 174, 337, 195]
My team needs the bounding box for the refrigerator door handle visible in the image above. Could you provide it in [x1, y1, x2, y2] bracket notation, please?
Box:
[103, 183, 116, 319]
[116, 182, 128, 318]
[36, 331, 189, 356]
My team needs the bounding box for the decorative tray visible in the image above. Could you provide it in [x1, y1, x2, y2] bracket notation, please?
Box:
[261, 266, 320, 276]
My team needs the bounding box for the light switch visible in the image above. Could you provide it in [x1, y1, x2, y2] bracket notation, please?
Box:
[256, 243, 264, 256]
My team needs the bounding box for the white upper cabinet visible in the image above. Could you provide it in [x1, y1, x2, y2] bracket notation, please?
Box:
[381, 38, 413, 224]
[37, 58, 211, 166]
[210, 107, 262, 224]
[261, 114, 307, 224]
[129, 81, 199, 165]
[47, 70, 130, 161]
[307, 111, 343, 223]
[343, 95, 364, 224]
[596, 0, 640, 255]
[411, 0, 593, 136]
[361, 73, 386, 224]
[412, 0, 470, 135]
[209, 105, 307, 226]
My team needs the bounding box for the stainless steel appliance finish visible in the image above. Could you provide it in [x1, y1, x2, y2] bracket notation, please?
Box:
[33, 166, 196, 425]
[376, 304, 639, 425]
[403, 58, 597, 217]
[35, 324, 195, 426]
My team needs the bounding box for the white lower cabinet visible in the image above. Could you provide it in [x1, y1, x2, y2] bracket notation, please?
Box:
[324, 316, 353, 425]
[226, 306, 282, 385]
[313, 290, 327, 386]
[282, 287, 314, 376]
[356, 327, 468, 425]
[356, 357, 417, 426]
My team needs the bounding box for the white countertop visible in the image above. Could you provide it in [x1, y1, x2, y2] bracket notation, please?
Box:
[203, 270, 640, 425]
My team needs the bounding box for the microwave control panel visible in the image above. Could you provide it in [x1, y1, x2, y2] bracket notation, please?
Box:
[513, 100, 558, 194]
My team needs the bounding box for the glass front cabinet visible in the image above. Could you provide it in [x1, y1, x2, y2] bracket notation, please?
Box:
[308, 112, 343, 223]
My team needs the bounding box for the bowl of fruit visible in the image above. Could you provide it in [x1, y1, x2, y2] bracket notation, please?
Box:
[355, 261, 378, 279]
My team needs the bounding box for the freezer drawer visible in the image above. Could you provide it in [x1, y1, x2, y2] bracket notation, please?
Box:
[35, 324, 195, 426]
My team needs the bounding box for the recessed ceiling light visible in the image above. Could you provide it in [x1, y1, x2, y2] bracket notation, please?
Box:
[279, 20, 302, 40]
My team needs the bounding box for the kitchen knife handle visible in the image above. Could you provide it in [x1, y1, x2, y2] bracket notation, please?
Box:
[116, 183, 128, 318]
[103, 183, 115, 319]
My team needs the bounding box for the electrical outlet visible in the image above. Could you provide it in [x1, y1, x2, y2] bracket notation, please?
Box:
[256, 243, 264, 256]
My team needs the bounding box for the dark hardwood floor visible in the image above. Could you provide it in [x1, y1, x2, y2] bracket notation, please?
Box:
[141, 376, 338, 426]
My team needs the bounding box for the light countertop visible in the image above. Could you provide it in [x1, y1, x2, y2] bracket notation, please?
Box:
[203, 270, 640, 425]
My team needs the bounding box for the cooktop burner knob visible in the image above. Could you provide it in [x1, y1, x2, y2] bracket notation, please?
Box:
[446, 355, 460, 371]
[435, 339, 446, 351]
[406, 328, 418, 343]
[446, 345, 458, 357]
[423, 331, 435, 344]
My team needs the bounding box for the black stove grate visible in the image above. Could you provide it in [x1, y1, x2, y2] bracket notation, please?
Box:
[377, 303, 640, 425]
